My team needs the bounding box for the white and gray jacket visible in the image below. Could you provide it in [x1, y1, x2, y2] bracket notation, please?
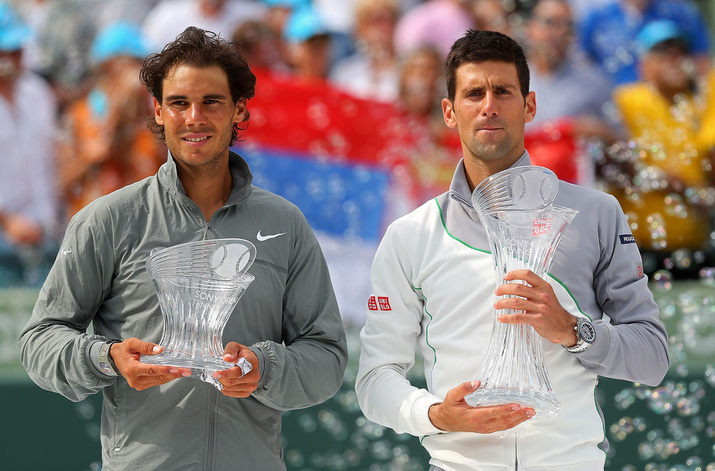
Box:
[20, 151, 348, 470]
[356, 153, 669, 471]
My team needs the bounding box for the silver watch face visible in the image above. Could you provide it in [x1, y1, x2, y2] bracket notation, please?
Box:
[578, 318, 596, 343]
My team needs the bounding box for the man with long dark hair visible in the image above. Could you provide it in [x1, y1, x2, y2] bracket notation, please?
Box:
[21, 27, 347, 470]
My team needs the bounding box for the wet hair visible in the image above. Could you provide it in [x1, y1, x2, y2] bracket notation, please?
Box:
[444, 29, 530, 101]
[139, 26, 256, 144]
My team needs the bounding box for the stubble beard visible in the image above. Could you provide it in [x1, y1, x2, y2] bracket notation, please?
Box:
[468, 136, 513, 163]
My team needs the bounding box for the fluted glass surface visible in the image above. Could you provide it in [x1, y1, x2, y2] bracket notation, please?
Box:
[464, 167, 578, 419]
[142, 239, 256, 389]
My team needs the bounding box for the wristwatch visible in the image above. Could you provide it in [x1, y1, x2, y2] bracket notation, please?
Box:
[565, 317, 596, 353]
[98, 341, 119, 376]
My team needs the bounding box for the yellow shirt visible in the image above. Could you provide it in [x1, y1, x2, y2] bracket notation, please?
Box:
[611, 71, 715, 251]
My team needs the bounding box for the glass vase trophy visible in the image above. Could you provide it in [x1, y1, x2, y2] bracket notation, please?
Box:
[142, 239, 256, 390]
[464, 166, 578, 419]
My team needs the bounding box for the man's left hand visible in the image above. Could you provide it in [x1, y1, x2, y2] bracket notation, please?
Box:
[212, 342, 260, 398]
[494, 269, 578, 347]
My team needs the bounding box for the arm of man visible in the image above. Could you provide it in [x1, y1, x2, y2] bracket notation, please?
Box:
[240, 211, 348, 410]
[18, 205, 186, 400]
[356, 222, 533, 437]
[18, 212, 121, 402]
[495, 194, 670, 387]
[580, 194, 669, 385]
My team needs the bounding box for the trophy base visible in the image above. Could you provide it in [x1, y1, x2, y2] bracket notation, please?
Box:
[141, 352, 252, 390]
[464, 387, 560, 421]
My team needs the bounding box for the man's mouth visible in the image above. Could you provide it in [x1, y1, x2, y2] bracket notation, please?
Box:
[184, 136, 210, 142]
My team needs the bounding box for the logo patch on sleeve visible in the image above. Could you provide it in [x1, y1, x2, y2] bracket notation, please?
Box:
[378, 297, 392, 311]
[368, 296, 392, 311]
[619, 234, 636, 244]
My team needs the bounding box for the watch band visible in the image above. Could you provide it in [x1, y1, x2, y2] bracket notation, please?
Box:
[98, 341, 119, 376]
[565, 317, 595, 353]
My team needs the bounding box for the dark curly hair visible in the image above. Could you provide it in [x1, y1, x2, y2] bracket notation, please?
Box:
[139, 26, 256, 145]
[445, 29, 530, 102]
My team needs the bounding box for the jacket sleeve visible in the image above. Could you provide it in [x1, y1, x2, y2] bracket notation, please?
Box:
[250, 211, 348, 411]
[18, 209, 117, 402]
[354, 222, 443, 437]
[574, 194, 670, 386]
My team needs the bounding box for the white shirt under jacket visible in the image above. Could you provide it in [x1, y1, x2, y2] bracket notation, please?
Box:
[356, 153, 669, 471]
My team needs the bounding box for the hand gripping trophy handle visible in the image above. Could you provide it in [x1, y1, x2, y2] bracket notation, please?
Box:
[142, 238, 257, 390]
[464, 166, 578, 419]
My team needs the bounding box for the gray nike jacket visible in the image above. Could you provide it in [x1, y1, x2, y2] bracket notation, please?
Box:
[19, 151, 348, 470]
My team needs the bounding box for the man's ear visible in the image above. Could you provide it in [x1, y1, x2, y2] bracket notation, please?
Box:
[442, 98, 456, 129]
[234, 99, 247, 123]
[524, 91, 536, 124]
[153, 97, 163, 125]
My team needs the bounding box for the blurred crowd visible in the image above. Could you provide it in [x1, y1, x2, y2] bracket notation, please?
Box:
[0, 0, 714, 288]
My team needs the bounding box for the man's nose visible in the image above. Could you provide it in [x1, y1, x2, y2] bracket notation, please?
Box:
[481, 92, 498, 117]
[186, 104, 206, 124]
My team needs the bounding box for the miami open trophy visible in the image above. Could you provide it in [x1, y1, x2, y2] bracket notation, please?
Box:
[142, 238, 256, 390]
[464, 166, 578, 419]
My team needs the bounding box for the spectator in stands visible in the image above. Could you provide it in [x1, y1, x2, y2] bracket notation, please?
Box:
[312, 0, 359, 65]
[56, 21, 165, 219]
[142, 0, 266, 50]
[283, 6, 333, 80]
[232, 19, 290, 74]
[605, 19, 715, 277]
[524, 0, 617, 185]
[395, 46, 460, 202]
[18, 0, 98, 109]
[468, 0, 515, 39]
[329, 0, 400, 102]
[262, 0, 310, 37]
[0, 2, 60, 287]
[579, 0, 712, 87]
[394, 0, 474, 59]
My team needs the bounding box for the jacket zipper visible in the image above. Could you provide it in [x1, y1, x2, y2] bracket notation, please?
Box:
[205, 387, 219, 470]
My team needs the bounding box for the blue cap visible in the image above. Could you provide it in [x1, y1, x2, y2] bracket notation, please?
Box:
[283, 7, 329, 43]
[262, 0, 310, 8]
[0, 2, 31, 51]
[90, 21, 151, 64]
[635, 20, 689, 55]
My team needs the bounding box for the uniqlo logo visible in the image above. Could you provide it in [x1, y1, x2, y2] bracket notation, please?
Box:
[378, 297, 392, 311]
[367, 296, 378, 311]
[533, 218, 553, 236]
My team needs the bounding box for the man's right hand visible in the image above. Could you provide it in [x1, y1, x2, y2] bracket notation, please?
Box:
[110, 338, 191, 391]
[428, 381, 535, 434]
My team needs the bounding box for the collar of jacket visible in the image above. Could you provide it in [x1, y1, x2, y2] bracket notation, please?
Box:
[157, 150, 254, 205]
[448, 150, 532, 211]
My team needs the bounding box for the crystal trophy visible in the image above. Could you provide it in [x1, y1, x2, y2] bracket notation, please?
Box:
[464, 166, 578, 419]
[142, 238, 256, 390]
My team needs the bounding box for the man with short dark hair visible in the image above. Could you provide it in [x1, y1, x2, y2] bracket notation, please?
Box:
[20, 26, 347, 470]
[356, 29, 669, 471]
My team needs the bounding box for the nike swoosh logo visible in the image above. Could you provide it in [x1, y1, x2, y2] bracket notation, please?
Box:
[257, 231, 286, 242]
